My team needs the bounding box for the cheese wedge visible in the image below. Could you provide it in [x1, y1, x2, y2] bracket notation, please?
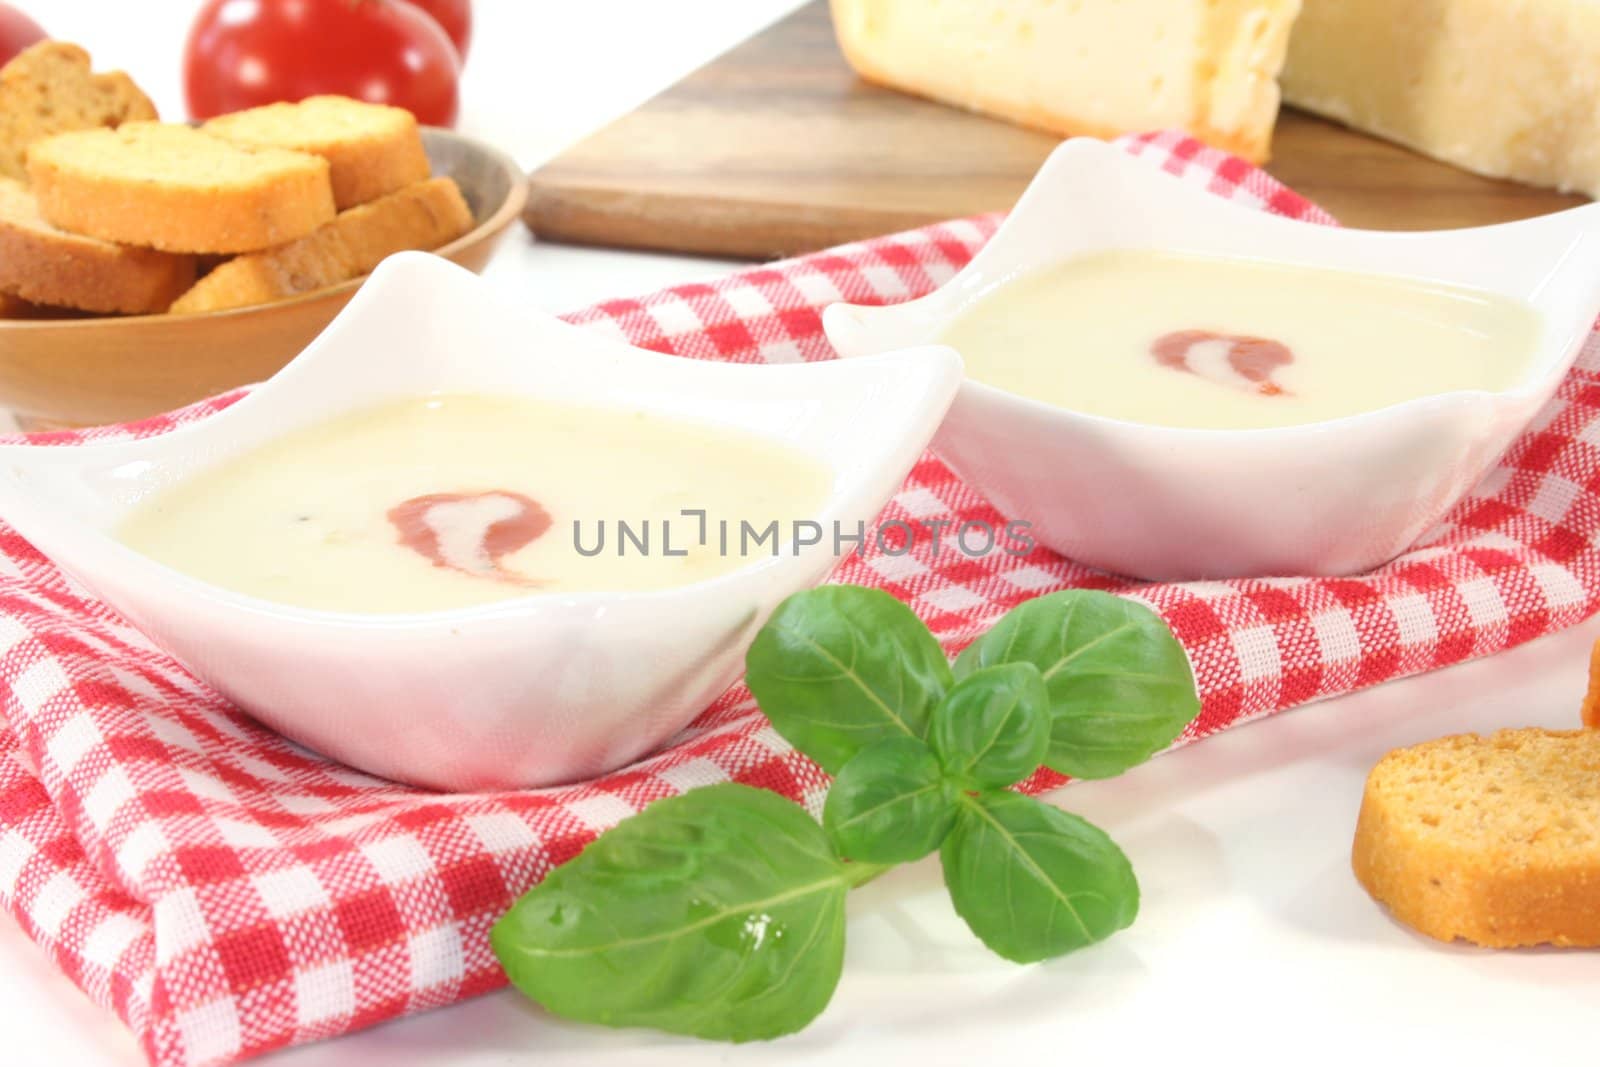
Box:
[1283, 0, 1600, 197]
[829, 0, 1302, 163]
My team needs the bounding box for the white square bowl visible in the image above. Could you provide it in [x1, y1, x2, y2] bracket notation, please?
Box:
[825, 138, 1600, 580]
[0, 253, 963, 791]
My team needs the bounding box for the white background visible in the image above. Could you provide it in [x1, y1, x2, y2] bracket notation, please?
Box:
[4, 2, 1598, 1064]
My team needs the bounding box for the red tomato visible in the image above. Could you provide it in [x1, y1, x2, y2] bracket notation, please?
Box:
[183, 0, 461, 127]
[404, 0, 470, 63]
[0, 4, 46, 68]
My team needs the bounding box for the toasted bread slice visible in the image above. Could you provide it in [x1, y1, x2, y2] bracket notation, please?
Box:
[170, 177, 473, 314]
[27, 122, 336, 254]
[0, 42, 156, 182]
[0, 292, 93, 320]
[205, 96, 431, 210]
[1353, 728, 1600, 948]
[0, 177, 195, 314]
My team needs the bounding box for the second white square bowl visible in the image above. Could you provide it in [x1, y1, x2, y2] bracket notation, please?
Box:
[825, 139, 1600, 581]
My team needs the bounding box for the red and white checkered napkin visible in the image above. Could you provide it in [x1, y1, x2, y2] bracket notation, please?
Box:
[3, 131, 1599, 1065]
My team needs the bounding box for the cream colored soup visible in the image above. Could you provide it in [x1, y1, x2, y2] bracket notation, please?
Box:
[938, 250, 1543, 430]
[118, 395, 834, 613]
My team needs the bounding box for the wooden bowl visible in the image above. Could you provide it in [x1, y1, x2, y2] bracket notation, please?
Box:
[0, 128, 528, 429]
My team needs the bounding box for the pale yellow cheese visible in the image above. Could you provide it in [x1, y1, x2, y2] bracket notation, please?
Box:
[829, 0, 1302, 162]
[1283, 0, 1600, 197]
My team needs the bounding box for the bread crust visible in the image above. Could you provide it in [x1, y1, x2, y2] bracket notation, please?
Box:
[27, 123, 336, 254]
[1352, 728, 1600, 948]
[170, 177, 473, 314]
[0, 41, 157, 181]
[0, 178, 195, 314]
[0, 293, 92, 320]
[205, 97, 432, 210]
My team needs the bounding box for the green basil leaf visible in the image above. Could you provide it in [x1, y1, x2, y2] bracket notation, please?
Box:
[929, 662, 1050, 789]
[491, 784, 851, 1042]
[823, 737, 956, 863]
[939, 791, 1138, 963]
[954, 590, 1198, 779]
[746, 586, 954, 773]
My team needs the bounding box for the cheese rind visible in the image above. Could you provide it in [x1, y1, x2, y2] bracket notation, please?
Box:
[1282, 0, 1600, 197]
[830, 0, 1302, 163]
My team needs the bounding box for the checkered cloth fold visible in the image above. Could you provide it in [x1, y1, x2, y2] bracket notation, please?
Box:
[3, 132, 1598, 1065]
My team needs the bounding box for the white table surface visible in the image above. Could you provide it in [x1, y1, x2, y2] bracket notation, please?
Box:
[6, 2, 1598, 1063]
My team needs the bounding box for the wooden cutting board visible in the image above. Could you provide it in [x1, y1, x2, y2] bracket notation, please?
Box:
[525, 0, 1585, 260]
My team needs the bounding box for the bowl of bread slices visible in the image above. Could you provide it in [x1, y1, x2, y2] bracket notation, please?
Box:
[0, 42, 526, 428]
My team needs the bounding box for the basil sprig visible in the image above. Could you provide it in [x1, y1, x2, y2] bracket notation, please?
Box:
[745, 586, 953, 773]
[491, 784, 877, 1042]
[493, 588, 1198, 1041]
[955, 591, 1199, 779]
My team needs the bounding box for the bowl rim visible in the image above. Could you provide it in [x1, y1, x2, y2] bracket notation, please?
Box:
[0, 253, 965, 631]
[823, 137, 1600, 441]
[0, 126, 529, 333]
[41, 355, 960, 630]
